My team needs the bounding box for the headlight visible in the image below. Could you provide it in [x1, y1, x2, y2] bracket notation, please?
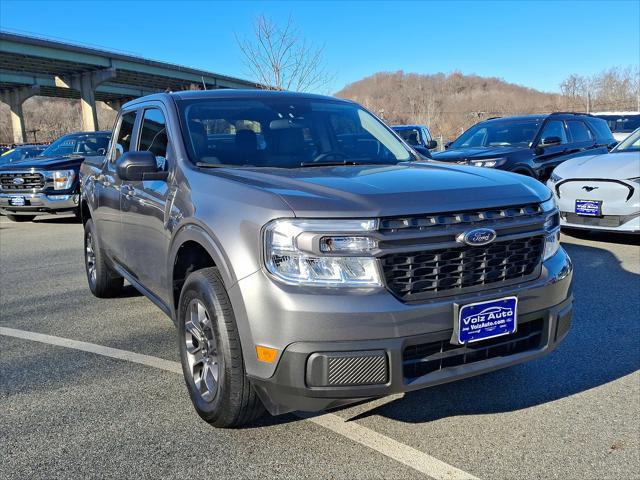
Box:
[264, 219, 382, 287]
[470, 158, 507, 168]
[52, 170, 75, 190]
[549, 172, 563, 183]
[543, 229, 560, 261]
[541, 197, 560, 260]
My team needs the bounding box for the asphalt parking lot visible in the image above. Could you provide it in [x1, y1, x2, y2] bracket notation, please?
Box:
[1, 215, 639, 480]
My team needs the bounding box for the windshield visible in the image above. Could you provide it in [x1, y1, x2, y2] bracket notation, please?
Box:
[451, 119, 542, 149]
[612, 128, 640, 152]
[595, 114, 640, 134]
[177, 97, 412, 168]
[0, 147, 44, 163]
[394, 128, 421, 146]
[41, 134, 109, 157]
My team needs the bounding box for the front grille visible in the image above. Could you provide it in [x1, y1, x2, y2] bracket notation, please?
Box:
[403, 318, 544, 380]
[382, 236, 545, 302]
[0, 172, 45, 192]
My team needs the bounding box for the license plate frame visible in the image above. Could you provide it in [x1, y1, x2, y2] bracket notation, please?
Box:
[452, 296, 518, 345]
[9, 196, 26, 207]
[575, 199, 602, 217]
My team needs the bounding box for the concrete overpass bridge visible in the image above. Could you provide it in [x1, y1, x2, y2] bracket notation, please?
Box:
[0, 32, 258, 143]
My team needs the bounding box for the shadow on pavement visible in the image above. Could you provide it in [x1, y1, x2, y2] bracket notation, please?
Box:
[562, 228, 640, 246]
[346, 241, 640, 424]
[34, 215, 80, 225]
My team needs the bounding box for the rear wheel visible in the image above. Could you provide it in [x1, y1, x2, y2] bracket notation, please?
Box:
[178, 267, 265, 428]
[84, 219, 123, 297]
[6, 214, 36, 222]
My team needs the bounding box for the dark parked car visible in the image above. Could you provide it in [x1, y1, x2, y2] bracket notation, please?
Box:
[392, 124, 437, 157]
[0, 131, 110, 222]
[432, 113, 616, 181]
[0, 145, 46, 165]
[80, 90, 572, 427]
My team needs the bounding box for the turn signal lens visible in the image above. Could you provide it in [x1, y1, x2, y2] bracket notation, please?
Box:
[256, 345, 279, 363]
[52, 169, 75, 190]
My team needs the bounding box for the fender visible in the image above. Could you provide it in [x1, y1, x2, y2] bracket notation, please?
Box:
[167, 220, 245, 311]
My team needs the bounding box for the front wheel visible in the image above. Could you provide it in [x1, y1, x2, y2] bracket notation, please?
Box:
[6, 214, 36, 222]
[178, 267, 264, 428]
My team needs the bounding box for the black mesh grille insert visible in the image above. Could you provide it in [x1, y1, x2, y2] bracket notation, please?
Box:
[403, 318, 544, 380]
[382, 236, 545, 301]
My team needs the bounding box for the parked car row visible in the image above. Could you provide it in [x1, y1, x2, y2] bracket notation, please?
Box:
[4, 89, 635, 427]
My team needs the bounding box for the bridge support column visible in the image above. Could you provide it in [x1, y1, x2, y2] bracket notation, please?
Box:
[0, 85, 40, 144]
[56, 68, 117, 132]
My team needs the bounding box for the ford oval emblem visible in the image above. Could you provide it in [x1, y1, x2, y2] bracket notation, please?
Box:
[458, 228, 497, 246]
[12, 177, 25, 185]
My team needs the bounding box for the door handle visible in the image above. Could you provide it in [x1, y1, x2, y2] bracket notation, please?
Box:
[122, 184, 135, 199]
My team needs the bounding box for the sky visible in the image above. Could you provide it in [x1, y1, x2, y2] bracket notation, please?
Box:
[1, 0, 639, 94]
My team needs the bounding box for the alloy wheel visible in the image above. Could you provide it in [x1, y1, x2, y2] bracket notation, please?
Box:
[184, 299, 220, 402]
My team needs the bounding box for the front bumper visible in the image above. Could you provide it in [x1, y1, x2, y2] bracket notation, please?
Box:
[229, 248, 574, 415]
[0, 193, 79, 215]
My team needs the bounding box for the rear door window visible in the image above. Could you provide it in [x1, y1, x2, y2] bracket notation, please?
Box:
[566, 120, 593, 143]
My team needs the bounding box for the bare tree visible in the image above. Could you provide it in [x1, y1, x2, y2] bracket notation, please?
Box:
[235, 15, 333, 92]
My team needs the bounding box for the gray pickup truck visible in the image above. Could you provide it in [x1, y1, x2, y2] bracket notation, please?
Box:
[80, 90, 573, 427]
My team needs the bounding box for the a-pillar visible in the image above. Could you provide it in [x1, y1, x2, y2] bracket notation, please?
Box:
[55, 68, 117, 132]
[0, 85, 40, 144]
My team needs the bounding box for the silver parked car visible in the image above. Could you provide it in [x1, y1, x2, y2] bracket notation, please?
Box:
[547, 127, 640, 233]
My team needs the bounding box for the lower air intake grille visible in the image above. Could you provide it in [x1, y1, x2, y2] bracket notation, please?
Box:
[306, 350, 388, 387]
[403, 318, 544, 381]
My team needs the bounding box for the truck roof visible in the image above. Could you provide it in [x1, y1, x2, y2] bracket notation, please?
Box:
[124, 89, 353, 108]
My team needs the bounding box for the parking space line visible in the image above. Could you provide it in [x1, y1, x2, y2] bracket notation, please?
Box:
[0, 326, 480, 480]
[0, 327, 183, 374]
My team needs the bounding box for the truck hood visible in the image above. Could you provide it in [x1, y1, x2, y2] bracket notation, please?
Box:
[209, 162, 551, 217]
[0, 154, 90, 171]
[553, 151, 640, 180]
[432, 146, 524, 162]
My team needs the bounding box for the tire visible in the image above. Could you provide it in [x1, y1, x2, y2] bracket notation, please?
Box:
[178, 267, 265, 428]
[84, 219, 124, 298]
[6, 214, 36, 222]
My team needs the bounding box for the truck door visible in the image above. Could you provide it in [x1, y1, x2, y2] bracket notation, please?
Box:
[119, 104, 175, 305]
[94, 110, 137, 264]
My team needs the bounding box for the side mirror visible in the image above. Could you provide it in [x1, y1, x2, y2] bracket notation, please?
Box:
[97, 148, 106, 155]
[444, 141, 452, 150]
[540, 136, 562, 147]
[413, 146, 432, 158]
[427, 140, 438, 149]
[116, 151, 159, 181]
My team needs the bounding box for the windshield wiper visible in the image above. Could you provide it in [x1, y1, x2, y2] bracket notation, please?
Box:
[195, 162, 237, 168]
[299, 159, 394, 167]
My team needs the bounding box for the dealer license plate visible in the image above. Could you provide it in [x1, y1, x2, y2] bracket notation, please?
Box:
[455, 296, 518, 344]
[575, 199, 601, 216]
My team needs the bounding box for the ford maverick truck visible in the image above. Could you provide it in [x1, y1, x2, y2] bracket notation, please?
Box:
[80, 90, 573, 427]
